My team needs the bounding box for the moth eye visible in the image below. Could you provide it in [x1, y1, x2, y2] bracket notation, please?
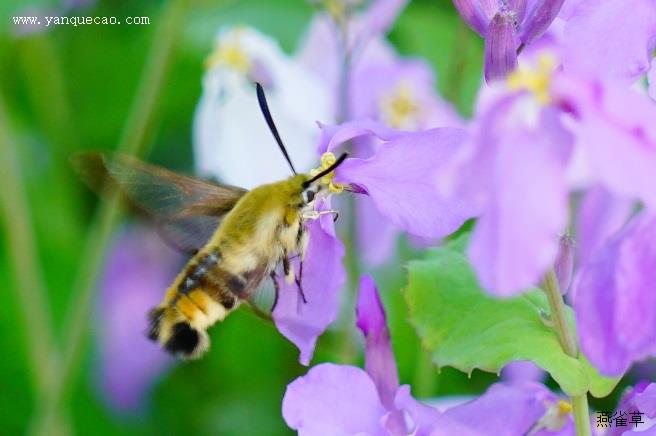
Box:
[302, 189, 315, 204]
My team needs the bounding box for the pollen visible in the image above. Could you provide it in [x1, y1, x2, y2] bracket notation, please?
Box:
[506, 53, 556, 105]
[324, 0, 346, 22]
[379, 81, 420, 129]
[557, 400, 572, 415]
[205, 29, 252, 73]
[310, 152, 345, 194]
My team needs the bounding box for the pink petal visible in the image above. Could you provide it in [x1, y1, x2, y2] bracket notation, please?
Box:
[336, 127, 477, 238]
[575, 212, 656, 376]
[562, 0, 656, 82]
[467, 99, 571, 295]
[394, 385, 481, 436]
[444, 382, 559, 434]
[356, 195, 400, 266]
[356, 276, 399, 412]
[484, 10, 519, 82]
[649, 58, 656, 101]
[575, 185, 633, 270]
[556, 75, 656, 209]
[282, 363, 388, 436]
[273, 201, 346, 365]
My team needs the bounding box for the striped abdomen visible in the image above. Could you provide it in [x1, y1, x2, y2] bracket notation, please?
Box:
[147, 247, 267, 359]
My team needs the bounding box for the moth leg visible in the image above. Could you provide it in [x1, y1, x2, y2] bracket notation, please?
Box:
[302, 209, 339, 221]
[270, 271, 280, 313]
[295, 259, 307, 304]
[283, 254, 294, 284]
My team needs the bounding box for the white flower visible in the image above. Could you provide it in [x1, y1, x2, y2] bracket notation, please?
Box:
[194, 26, 332, 189]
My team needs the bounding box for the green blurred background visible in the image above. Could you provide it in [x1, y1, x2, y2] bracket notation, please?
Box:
[2, 0, 625, 435]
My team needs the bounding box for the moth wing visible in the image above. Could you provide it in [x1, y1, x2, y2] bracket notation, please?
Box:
[244, 257, 303, 322]
[72, 152, 248, 254]
[245, 273, 278, 322]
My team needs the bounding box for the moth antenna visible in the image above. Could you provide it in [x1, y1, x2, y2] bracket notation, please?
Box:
[255, 82, 297, 174]
[303, 152, 349, 187]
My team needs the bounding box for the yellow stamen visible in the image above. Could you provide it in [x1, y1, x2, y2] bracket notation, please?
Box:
[310, 152, 345, 194]
[506, 53, 557, 105]
[379, 81, 420, 129]
[557, 400, 572, 415]
[205, 29, 251, 73]
[324, 0, 346, 21]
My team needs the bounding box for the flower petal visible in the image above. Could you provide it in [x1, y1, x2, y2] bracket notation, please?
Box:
[575, 212, 656, 376]
[444, 381, 561, 434]
[649, 58, 656, 101]
[519, 0, 565, 46]
[394, 385, 481, 436]
[452, 0, 498, 35]
[575, 185, 633, 270]
[554, 235, 574, 294]
[467, 98, 571, 295]
[335, 127, 477, 238]
[273, 200, 346, 365]
[555, 75, 656, 210]
[356, 195, 400, 266]
[282, 363, 388, 436]
[194, 26, 331, 189]
[361, 0, 409, 38]
[356, 276, 399, 411]
[605, 382, 656, 436]
[317, 118, 404, 155]
[484, 10, 519, 82]
[501, 361, 546, 383]
[562, 0, 656, 82]
[350, 59, 463, 130]
[635, 383, 656, 418]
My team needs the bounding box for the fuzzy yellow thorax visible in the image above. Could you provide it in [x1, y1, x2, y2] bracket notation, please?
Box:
[205, 29, 251, 73]
[380, 81, 420, 129]
[506, 54, 557, 105]
[310, 152, 345, 194]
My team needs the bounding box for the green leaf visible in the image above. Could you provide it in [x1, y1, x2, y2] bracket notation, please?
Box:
[405, 245, 620, 397]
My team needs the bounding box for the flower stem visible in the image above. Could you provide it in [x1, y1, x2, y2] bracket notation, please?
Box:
[541, 269, 591, 436]
[336, 194, 360, 363]
[333, 12, 360, 363]
[0, 95, 58, 405]
[412, 348, 437, 398]
[28, 1, 188, 434]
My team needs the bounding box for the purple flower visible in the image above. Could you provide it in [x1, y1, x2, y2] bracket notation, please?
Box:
[350, 59, 462, 130]
[501, 361, 546, 383]
[297, 0, 408, 106]
[452, 0, 565, 81]
[97, 226, 178, 411]
[561, 0, 656, 83]
[346, 59, 464, 265]
[194, 26, 331, 189]
[270, 121, 474, 362]
[442, 53, 656, 296]
[283, 275, 574, 435]
[273, 200, 346, 366]
[574, 211, 656, 377]
[320, 120, 477, 239]
[605, 382, 656, 435]
[574, 186, 633, 272]
[273, 120, 473, 364]
[282, 276, 403, 435]
[301, 0, 463, 266]
[443, 91, 572, 295]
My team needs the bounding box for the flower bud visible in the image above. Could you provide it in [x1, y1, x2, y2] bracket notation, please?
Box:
[555, 234, 574, 294]
[484, 9, 518, 82]
[519, 0, 565, 45]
